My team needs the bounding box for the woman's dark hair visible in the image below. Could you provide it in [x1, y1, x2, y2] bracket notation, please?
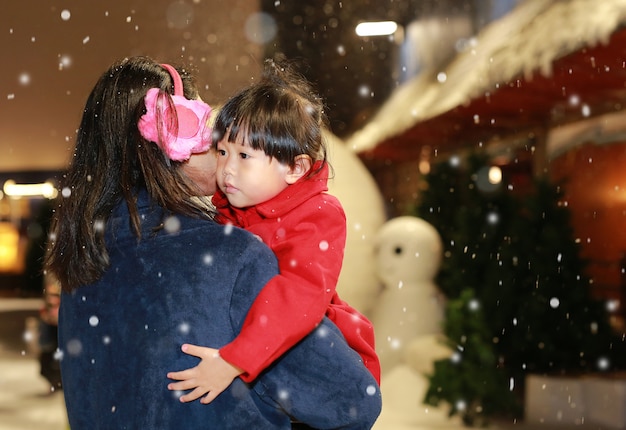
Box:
[213, 57, 329, 176]
[46, 56, 211, 292]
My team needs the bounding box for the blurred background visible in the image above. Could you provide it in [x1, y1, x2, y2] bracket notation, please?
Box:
[3, 0, 626, 305]
[0, 0, 521, 293]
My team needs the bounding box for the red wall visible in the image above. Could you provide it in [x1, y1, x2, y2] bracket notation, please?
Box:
[550, 142, 626, 302]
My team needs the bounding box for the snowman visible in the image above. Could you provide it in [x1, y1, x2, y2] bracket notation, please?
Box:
[325, 130, 386, 316]
[371, 216, 463, 429]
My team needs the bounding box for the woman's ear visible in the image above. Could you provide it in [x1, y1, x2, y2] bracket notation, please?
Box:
[285, 155, 313, 184]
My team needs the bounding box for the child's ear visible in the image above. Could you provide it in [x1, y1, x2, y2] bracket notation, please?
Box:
[285, 155, 313, 184]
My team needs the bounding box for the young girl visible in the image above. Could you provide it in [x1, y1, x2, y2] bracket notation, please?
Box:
[167, 58, 381, 404]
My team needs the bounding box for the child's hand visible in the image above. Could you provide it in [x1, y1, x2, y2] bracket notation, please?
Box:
[167, 344, 243, 404]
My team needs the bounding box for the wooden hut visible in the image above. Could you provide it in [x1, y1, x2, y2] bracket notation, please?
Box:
[346, 0, 626, 310]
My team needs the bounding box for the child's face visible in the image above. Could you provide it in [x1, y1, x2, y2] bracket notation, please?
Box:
[216, 137, 290, 208]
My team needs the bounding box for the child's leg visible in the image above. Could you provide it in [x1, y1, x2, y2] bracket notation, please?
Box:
[327, 303, 381, 384]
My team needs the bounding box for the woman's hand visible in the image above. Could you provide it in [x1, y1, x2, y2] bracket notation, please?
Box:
[167, 344, 243, 404]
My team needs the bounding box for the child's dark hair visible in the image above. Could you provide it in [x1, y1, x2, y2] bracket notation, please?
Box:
[214, 57, 329, 177]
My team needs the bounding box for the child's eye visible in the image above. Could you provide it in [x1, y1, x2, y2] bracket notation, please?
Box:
[239, 152, 250, 159]
[217, 149, 226, 156]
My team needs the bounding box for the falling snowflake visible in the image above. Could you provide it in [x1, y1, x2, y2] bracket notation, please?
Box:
[315, 325, 329, 338]
[597, 356, 610, 371]
[568, 94, 580, 106]
[455, 399, 467, 411]
[389, 337, 401, 350]
[54, 349, 64, 361]
[58, 55, 72, 70]
[94, 219, 105, 232]
[581, 104, 591, 117]
[178, 322, 190, 334]
[358, 85, 370, 98]
[67, 339, 83, 356]
[18, 73, 30, 85]
[223, 223, 234, 235]
[606, 300, 619, 313]
[23, 329, 34, 343]
[202, 253, 214, 265]
[164, 216, 181, 233]
[244, 12, 277, 44]
[486, 211, 499, 225]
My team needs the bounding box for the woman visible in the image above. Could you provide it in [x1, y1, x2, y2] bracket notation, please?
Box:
[45, 56, 380, 429]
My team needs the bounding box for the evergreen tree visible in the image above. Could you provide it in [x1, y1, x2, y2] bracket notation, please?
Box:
[415, 152, 623, 425]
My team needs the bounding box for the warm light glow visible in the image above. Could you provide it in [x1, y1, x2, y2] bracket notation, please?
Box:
[488, 166, 502, 184]
[355, 21, 398, 37]
[3, 180, 58, 199]
[0, 222, 20, 272]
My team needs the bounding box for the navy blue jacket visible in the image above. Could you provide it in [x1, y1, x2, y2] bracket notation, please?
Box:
[58, 190, 381, 429]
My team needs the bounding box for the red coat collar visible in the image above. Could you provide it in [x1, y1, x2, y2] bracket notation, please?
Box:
[212, 161, 329, 225]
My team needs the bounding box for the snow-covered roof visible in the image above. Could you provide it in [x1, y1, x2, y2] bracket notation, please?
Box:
[346, 0, 626, 154]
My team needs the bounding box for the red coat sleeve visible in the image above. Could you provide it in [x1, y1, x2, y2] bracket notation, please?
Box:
[219, 195, 347, 382]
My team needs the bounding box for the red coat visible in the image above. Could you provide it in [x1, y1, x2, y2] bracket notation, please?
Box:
[214, 163, 381, 384]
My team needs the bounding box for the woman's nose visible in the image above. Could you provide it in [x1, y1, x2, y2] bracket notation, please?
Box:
[221, 156, 235, 177]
